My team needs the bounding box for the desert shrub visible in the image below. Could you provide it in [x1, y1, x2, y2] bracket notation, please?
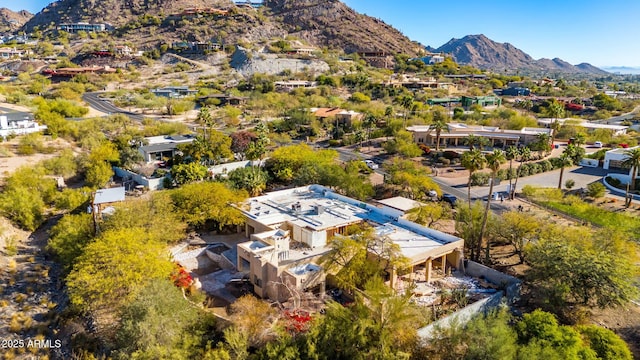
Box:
[538, 160, 553, 172]
[586, 182, 606, 198]
[470, 172, 491, 186]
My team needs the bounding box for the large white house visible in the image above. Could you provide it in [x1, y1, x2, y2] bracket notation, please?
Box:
[233, 185, 465, 302]
[0, 112, 47, 138]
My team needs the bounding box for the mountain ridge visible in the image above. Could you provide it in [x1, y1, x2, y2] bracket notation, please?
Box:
[0, 8, 33, 32]
[21, 0, 422, 57]
[434, 34, 607, 75]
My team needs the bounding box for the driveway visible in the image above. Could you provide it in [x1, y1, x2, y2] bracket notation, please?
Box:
[435, 166, 614, 202]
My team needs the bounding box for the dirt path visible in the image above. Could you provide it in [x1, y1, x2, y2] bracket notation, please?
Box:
[0, 215, 71, 359]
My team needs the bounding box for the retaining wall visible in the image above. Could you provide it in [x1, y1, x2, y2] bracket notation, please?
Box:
[417, 261, 522, 341]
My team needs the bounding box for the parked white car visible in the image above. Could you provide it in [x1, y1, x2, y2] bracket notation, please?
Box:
[364, 160, 379, 169]
[594, 141, 603, 148]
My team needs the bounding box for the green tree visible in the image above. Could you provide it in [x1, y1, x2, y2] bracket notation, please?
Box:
[406, 202, 451, 228]
[525, 230, 638, 310]
[546, 100, 565, 146]
[557, 153, 573, 190]
[227, 166, 269, 196]
[170, 182, 247, 229]
[246, 122, 270, 162]
[102, 194, 187, 245]
[577, 325, 633, 360]
[516, 310, 597, 360]
[481, 149, 506, 263]
[461, 149, 486, 207]
[171, 162, 209, 185]
[621, 147, 640, 191]
[47, 213, 93, 271]
[115, 279, 211, 359]
[505, 146, 519, 194]
[66, 228, 174, 313]
[493, 211, 540, 263]
[455, 201, 487, 262]
[429, 110, 449, 151]
[511, 147, 531, 199]
[322, 227, 408, 292]
[0, 187, 46, 231]
[586, 182, 606, 198]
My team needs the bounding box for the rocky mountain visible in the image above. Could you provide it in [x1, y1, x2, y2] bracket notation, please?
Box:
[22, 0, 421, 56]
[0, 8, 33, 32]
[264, 0, 421, 55]
[435, 34, 607, 75]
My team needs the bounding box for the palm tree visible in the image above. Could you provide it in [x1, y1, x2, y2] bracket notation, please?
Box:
[510, 147, 531, 200]
[547, 100, 565, 146]
[363, 112, 377, 146]
[461, 149, 486, 208]
[557, 153, 573, 190]
[480, 149, 506, 263]
[622, 147, 640, 193]
[505, 146, 519, 197]
[428, 113, 449, 151]
[534, 132, 551, 156]
[395, 95, 413, 127]
[197, 106, 213, 141]
[464, 134, 481, 150]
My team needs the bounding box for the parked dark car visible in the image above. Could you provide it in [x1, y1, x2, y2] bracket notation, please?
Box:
[441, 194, 458, 206]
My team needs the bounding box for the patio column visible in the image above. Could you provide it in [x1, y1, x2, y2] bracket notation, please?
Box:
[425, 258, 432, 283]
[441, 255, 447, 272]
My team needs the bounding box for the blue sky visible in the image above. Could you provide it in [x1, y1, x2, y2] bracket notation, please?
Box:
[3, 0, 639, 67]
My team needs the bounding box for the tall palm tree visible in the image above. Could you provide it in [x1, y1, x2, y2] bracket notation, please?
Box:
[461, 149, 486, 208]
[547, 100, 565, 146]
[622, 147, 640, 192]
[557, 153, 573, 190]
[428, 113, 449, 151]
[510, 147, 531, 200]
[480, 149, 506, 263]
[363, 112, 377, 146]
[505, 146, 519, 197]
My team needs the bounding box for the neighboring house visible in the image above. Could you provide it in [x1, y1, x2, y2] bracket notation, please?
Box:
[407, 123, 552, 148]
[537, 118, 628, 137]
[197, 94, 248, 106]
[151, 86, 198, 99]
[0, 112, 46, 138]
[461, 95, 502, 109]
[496, 87, 531, 96]
[603, 146, 640, 174]
[138, 135, 196, 162]
[58, 23, 108, 33]
[311, 108, 363, 126]
[114, 45, 132, 56]
[91, 186, 125, 218]
[0, 47, 31, 59]
[274, 80, 317, 91]
[234, 185, 465, 302]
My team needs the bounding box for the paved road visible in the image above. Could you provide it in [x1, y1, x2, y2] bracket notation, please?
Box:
[82, 92, 144, 121]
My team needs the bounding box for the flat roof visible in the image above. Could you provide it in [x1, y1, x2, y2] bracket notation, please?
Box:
[376, 196, 422, 212]
[537, 118, 628, 131]
[237, 185, 463, 262]
[94, 187, 125, 204]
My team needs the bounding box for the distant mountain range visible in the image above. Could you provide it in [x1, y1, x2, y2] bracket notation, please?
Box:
[601, 66, 640, 75]
[433, 34, 608, 75]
